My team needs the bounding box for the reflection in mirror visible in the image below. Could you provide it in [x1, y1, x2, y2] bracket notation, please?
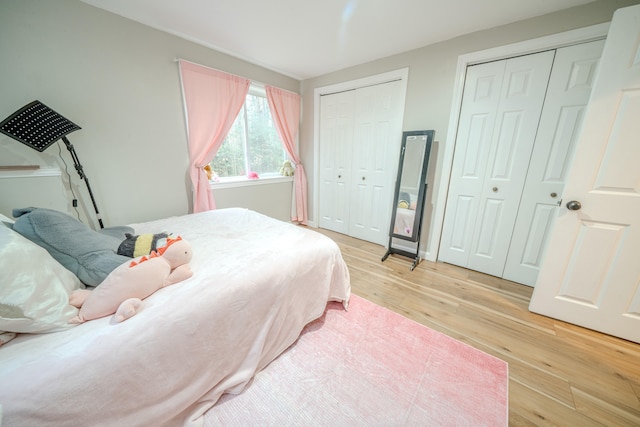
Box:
[382, 130, 434, 270]
[393, 135, 427, 239]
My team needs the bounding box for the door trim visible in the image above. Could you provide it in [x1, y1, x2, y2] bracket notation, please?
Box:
[428, 23, 610, 262]
[312, 68, 409, 228]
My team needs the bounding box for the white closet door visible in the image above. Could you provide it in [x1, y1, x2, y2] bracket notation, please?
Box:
[467, 51, 555, 276]
[349, 80, 403, 245]
[440, 51, 554, 276]
[503, 40, 605, 286]
[318, 80, 404, 245]
[318, 90, 355, 234]
[438, 60, 505, 267]
[530, 4, 640, 343]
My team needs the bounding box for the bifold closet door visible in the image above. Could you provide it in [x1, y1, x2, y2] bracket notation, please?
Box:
[502, 40, 605, 285]
[349, 80, 403, 245]
[319, 80, 403, 245]
[439, 51, 554, 277]
[319, 90, 355, 234]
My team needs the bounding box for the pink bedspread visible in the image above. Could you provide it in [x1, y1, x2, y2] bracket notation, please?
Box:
[0, 208, 350, 426]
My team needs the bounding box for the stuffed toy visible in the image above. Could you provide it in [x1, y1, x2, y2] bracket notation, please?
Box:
[247, 171, 259, 179]
[204, 164, 213, 180]
[117, 232, 170, 257]
[69, 236, 193, 324]
[279, 160, 295, 176]
[398, 191, 411, 209]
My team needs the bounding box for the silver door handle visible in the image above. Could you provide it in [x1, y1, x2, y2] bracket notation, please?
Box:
[566, 200, 582, 211]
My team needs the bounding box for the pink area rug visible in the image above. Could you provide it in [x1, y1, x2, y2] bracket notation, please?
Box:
[204, 294, 508, 426]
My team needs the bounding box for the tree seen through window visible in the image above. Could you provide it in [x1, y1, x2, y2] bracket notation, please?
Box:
[211, 90, 286, 178]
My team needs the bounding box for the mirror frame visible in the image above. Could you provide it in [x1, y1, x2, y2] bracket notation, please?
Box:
[388, 130, 434, 242]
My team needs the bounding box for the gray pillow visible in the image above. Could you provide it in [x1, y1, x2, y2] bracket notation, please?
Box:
[11, 208, 133, 286]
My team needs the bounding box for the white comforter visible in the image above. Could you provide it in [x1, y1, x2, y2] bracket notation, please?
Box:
[0, 208, 350, 426]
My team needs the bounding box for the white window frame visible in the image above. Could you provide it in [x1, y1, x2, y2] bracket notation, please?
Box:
[210, 83, 289, 188]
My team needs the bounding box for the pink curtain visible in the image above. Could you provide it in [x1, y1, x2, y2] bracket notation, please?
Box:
[179, 60, 250, 212]
[265, 85, 308, 224]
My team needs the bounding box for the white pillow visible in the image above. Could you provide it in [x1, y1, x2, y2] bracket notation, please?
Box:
[0, 222, 83, 340]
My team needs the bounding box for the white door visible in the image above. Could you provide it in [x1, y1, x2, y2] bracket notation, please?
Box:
[440, 51, 554, 276]
[318, 90, 355, 234]
[438, 60, 505, 267]
[349, 80, 403, 245]
[318, 81, 403, 245]
[529, 5, 640, 343]
[503, 40, 605, 286]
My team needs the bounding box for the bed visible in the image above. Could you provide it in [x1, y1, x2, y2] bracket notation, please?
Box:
[0, 207, 350, 426]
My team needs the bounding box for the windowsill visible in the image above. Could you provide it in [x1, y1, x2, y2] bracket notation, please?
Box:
[0, 167, 61, 178]
[210, 175, 293, 189]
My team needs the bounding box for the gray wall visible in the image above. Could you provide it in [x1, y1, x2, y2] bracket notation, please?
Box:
[300, 0, 640, 241]
[0, 0, 299, 227]
[2, 0, 638, 234]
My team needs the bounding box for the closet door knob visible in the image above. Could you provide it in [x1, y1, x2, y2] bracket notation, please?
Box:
[362, 177, 366, 181]
[492, 187, 498, 192]
[338, 175, 341, 179]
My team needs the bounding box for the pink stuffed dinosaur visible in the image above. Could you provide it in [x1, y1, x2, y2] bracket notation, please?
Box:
[69, 236, 193, 323]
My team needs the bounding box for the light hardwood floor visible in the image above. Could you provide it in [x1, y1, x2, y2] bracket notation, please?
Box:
[314, 228, 640, 427]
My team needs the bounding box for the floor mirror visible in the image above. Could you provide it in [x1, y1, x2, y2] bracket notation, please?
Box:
[382, 130, 434, 270]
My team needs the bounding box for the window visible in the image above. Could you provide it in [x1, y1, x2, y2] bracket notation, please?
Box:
[210, 85, 287, 180]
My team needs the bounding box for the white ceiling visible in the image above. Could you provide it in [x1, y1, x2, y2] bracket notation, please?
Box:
[82, 0, 596, 80]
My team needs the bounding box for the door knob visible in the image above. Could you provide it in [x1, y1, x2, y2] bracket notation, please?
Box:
[566, 200, 582, 211]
